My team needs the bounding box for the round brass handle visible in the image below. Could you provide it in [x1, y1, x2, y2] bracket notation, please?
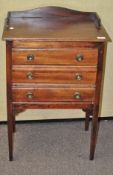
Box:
[26, 92, 33, 99]
[73, 92, 81, 99]
[75, 74, 82, 80]
[76, 54, 84, 62]
[27, 54, 34, 61]
[27, 72, 33, 80]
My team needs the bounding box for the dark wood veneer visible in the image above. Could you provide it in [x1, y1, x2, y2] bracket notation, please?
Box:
[2, 6, 110, 161]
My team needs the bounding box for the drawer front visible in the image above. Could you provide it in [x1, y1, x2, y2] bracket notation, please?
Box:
[12, 49, 98, 65]
[12, 87, 95, 102]
[12, 68, 96, 84]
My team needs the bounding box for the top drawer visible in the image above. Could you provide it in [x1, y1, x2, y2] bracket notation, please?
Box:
[12, 48, 98, 65]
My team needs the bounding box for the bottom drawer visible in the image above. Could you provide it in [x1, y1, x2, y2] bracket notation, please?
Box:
[12, 87, 95, 102]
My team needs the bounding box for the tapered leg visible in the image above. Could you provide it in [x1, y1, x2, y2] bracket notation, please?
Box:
[85, 111, 90, 131]
[90, 107, 99, 160]
[7, 104, 14, 161]
[83, 106, 93, 131]
[13, 115, 16, 133]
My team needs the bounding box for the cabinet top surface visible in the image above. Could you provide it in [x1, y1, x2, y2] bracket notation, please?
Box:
[2, 6, 110, 42]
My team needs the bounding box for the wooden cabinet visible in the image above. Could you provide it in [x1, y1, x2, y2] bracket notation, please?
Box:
[2, 6, 110, 161]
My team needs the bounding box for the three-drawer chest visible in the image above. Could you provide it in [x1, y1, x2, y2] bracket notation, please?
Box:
[2, 6, 110, 161]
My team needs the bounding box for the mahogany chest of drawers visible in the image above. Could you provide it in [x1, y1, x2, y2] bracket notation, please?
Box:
[2, 6, 110, 161]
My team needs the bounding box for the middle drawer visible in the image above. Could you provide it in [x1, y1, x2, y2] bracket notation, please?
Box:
[12, 66, 97, 84]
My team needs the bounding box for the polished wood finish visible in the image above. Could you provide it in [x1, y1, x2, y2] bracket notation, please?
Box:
[3, 7, 110, 41]
[12, 48, 98, 65]
[6, 41, 13, 161]
[12, 87, 95, 102]
[2, 6, 110, 161]
[12, 66, 96, 84]
[90, 43, 106, 160]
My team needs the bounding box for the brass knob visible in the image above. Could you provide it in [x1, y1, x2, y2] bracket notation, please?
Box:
[27, 72, 33, 80]
[76, 54, 83, 62]
[27, 54, 34, 61]
[26, 92, 33, 99]
[73, 92, 81, 99]
[75, 74, 82, 80]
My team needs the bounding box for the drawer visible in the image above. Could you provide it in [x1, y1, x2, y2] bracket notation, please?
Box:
[12, 48, 98, 65]
[12, 66, 97, 84]
[12, 87, 95, 102]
